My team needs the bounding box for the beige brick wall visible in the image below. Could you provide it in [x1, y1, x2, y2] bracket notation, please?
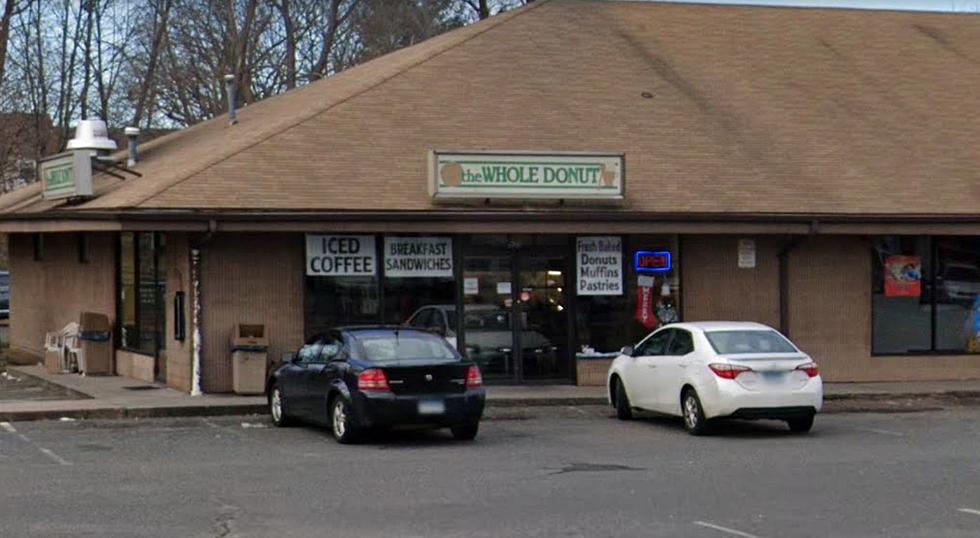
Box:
[8, 233, 115, 364]
[199, 233, 305, 393]
[164, 233, 193, 392]
[115, 349, 155, 383]
[681, 235, 781, 327]
[576, 358, 613, 387]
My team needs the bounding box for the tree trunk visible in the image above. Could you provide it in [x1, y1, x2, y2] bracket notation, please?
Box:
[278, 0, 296, 89]
[132, 0, 172, 127]
[0, 0, 18, 92]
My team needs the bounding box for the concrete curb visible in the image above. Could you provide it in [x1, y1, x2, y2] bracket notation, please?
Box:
[0, 405, 270, 423]
[823, 390, 980, 401]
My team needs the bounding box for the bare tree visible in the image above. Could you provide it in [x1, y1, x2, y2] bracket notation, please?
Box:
[0, 0, 20, 92]
[131, 0, 172, 127]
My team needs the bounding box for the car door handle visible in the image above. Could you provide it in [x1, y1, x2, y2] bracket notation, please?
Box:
[646, 364, 657, 369]
[678, 364, 688, 369]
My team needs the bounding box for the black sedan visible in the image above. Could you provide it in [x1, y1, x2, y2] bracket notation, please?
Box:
[267, 327, 486, 443]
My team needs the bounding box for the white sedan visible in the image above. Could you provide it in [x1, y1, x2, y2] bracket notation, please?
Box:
[607, 321, 822, 435]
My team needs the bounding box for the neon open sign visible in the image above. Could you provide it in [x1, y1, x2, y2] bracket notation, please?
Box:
[634, 251, 671, 273]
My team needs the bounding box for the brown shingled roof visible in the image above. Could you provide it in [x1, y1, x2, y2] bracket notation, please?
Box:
[3, 0, 979, 217]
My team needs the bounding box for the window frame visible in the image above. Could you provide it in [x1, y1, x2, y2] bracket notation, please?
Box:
[116, 232, 166, 357]
[871, 235, 980, 356]
[667, 329, 694, 356]
[634, 328, 674, 357]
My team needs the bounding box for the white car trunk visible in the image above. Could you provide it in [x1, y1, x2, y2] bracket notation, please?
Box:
[722, 353, 811, 391]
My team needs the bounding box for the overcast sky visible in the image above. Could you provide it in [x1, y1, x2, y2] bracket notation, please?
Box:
[649, 0, 980, 12]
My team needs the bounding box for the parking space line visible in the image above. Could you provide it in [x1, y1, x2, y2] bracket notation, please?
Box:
[6, 427, 73, 466]
[866, 428, 905, 437]
[37, 447, 72, 466]
[693, 521, 764, 538]
[959, 508, 980, 516]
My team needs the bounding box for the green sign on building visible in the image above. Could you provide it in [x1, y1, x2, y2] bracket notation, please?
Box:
[430, 151, 624, 201]
[39, 150, 93, 200]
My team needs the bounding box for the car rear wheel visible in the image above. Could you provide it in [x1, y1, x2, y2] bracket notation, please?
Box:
[615, 378, 633, 420]
[787, 414, 815, 433]
[331, 397, 361, 444]
[269, 385, 293, 427]
[682, 389, 709, 436]
[450, 421, 479, 441]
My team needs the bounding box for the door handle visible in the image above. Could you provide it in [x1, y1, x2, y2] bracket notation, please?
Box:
[646, 364, 657, 369]
[678, 364, 688, 369]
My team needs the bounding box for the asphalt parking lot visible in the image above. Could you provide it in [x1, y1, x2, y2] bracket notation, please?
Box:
[1, 406, 979, 538]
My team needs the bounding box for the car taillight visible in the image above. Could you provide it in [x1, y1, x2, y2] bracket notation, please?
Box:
[796, 362, 819, 378]
[708, 363, 752, 380]
[465, 365, 483, 388]
[358, 369, 390, 392]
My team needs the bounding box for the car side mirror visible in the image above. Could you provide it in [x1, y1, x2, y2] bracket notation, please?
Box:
[285, 351, 298, 364]
[620, 345, 634, 357]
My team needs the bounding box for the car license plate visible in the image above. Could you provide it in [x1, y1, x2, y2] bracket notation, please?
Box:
[762, 371, 784, 383]
[418, 399, 445, 415]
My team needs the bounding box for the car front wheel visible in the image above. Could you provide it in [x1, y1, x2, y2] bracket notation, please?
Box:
[682, 389, 709, 436]
[331, 397, 361, 444]
[615, 378, 633, 420]
[269, 384, 293, 427]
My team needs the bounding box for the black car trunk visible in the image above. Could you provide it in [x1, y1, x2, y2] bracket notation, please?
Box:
[381, 364, 470, 395]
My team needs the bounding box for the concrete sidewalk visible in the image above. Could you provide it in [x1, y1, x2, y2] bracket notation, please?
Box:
[2, 364, 980, 422]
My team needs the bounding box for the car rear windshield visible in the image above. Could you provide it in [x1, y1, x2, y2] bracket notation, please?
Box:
[351, 330, 460, 364]
[705, 330, 797, 355]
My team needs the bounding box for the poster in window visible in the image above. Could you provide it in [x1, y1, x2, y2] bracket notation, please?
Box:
[576, 236, 623, 296]
[884, 255, 922, 297]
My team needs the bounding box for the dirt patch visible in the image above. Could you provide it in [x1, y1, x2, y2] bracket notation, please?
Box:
[0, 369, 92, 401]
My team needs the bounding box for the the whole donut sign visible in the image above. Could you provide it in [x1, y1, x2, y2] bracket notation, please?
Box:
[430, 150, 624, 201]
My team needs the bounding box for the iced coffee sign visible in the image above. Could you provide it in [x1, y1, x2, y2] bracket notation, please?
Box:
[577, 236, 623, 296]
[430, 151, 624, 200]
[306, 235, 377, 276]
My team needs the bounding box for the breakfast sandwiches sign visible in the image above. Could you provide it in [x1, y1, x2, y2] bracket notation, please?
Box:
[430, 151, 624, 200]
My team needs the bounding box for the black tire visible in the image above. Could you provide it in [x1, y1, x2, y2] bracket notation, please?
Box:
[268, 384, 294, 427]
[681, 389, 709, 436]
[330, 396, 361, 444]
[787, 414, 815, 433]
[615, 378, 634, 420]
[450, 421, 480, 441]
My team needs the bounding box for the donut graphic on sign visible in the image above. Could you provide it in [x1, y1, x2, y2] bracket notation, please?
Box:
[439, 161, 463, 187]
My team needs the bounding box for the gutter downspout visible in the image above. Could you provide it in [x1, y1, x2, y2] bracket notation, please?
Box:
[778, 221, 818, 337]
[189, 219, 218, 396]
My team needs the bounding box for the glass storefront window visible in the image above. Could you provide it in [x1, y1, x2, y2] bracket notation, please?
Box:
[305, 276, 379, 336]
[118, 232, 166, 355]
[302, 233, 684, 382]
[872, 236, 980, 354]
[574, 235, 680, 357]
[305, 235, 456, 340]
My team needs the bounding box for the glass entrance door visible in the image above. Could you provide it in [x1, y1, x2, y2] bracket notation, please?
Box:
[461, 240, 570, 383]
[516, 255, 568, 380]
[461, 254, 516, 381]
